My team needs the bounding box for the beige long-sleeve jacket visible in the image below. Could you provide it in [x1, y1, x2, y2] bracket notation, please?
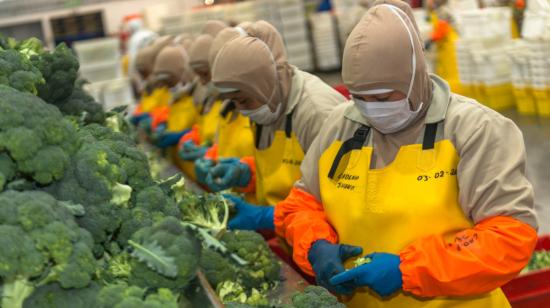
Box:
[296, 75, 538, 229]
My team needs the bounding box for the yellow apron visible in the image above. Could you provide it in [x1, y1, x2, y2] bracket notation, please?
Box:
[166, 95, 197, 132]
[140, 87, 171, 113]
[198, 99, 222, 145]
[318, 123, 510, 308]
[254, 112, 304, 206]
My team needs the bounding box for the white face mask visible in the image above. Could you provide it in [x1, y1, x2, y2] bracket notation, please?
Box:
[353, 97, 423, 134]
[239, 103, 281, 125]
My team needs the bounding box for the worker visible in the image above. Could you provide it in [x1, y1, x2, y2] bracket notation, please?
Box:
[274, 1, 538, 307]
[148, 43, 197, 149]
[176, 21, 228, 179]
[193, 26, 256, 190]
[126, 18, 157, 90]
[130, 36, 173, 131]
[425, 0, 462, 93]
[206, 22, 345, 231]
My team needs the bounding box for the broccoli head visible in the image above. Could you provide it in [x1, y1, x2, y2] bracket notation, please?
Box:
[0, 49, 44, 94]
[58, 84, 105, 125]
[96, 283, 178, 308]
[221, 230, 281, 289]
[286, 286, 345, 308]
[31, 43, 79, 104]
[0, 152, 16, 190]
[0, 85, 79, 185]
[23, 282, 101, 308]
[200, 247, 239, 288]
[180, 193, 229, 235]
[0, 190, 96, 308]
[127, 217, 201, 291]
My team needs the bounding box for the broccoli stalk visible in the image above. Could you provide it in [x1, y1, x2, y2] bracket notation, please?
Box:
[180, 194, 229, 236]
[1, 278, 34, 308]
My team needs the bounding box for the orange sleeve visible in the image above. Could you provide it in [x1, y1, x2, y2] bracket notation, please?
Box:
[400, 216, 537, 297]
[204, 144, 218, 161]
[151, 106, 170, 131]
[178, 124, 201, 148]
[431, 19, 450, 42]
[274, 187, 338, 276]
[133, 104, 143, 116]
[236, 156, 256, 194]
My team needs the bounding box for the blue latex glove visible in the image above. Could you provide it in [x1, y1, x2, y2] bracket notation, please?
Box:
[156, 130, 188, 149]
[151, 123, 167, 143]
[223, 194, 274, 231]
[179, 140, 207, 161]
[308, 240, 363, 295]
[206, 158, 251, 192]
[138, 116, 153, 134]
[195, 158, 214, 185]
[130, 113, 150, 125]
[330, 252, 402, 297]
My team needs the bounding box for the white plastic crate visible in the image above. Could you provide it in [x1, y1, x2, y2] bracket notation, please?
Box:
[73, 38, 120, 66]
[456, 8, 511, 40]
[79, 61, 121, 83]
[102, 78, 133, 111]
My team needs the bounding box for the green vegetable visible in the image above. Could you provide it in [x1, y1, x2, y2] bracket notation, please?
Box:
[353, 256, 372, 267]
[0, 85, 79, 185]
[57, 82, 105, 125]
[0, 49, 44, 94]
[523, 250, 550, 273]
[23, 282, 101, 308]
[96, 282, 178, 308]
[285, 286, 345, 308]
[31, 43, 79, 104]
[127, 217, 201, 290]
[180, 193, 230, 235]
[0, 190, 96, 308]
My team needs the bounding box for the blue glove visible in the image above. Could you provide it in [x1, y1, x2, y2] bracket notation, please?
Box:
[195, 158, 214, 185]
[151, 123, 167, 143]
[330, 252, 402, 297]
[206, 158, 251, 192]
[138, 116, 153, 134]
[223, 194, 274, 231]
[179, 140, 207, 161]
[130, 113, 150, 125]
[308, 240, 363, 295]
[156, 130, 189, 149]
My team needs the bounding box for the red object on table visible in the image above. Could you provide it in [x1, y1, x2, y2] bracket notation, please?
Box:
[502, 235, 550, 307]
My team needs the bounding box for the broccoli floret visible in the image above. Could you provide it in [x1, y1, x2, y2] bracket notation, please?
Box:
[58, 84, 105, 125]
[0, 49, 44, 94]
[180, 193, 229, 235]
[0, 190, 96, 308]
[135, 185, 180, 217]
[0, 152, 16, 190]
[200, 247, 239, 288]
[286, 286, 345, 308]
[31, 43, 79, 104]
[0, 85, 79, 184]
[221, 230, 281, 289]
[97, 283, 178, 308]
[23, 282, 101, 308]
[127, 217, 201, 291]
[216, 281, 269, 307]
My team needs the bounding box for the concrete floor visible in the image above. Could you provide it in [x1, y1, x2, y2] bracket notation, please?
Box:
[316, 72, 550, 234]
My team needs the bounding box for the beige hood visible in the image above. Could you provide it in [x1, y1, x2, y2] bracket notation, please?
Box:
[201, 20, 227, 37]
[208, 27, 248, 68]
[212, 36, 282, 111]
[342, 0, 431, 111]
[189, 34, 214, 70]
[153, 44, 188, 84]
[134, 35, 173, 77]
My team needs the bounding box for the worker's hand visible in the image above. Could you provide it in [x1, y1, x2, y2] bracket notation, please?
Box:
[223, 194, 274, 231]
[138, 116, 153, 135]
[206, 158, 251, 192]
[151, 123, 167, 143]
[130, 112, 150, 125]
[330, 252, 402, 297]
[308, 240, 363, 295]
[195, 158, 215, 185]
[156, 130, 189, 149]
[178, 140, 207, 161]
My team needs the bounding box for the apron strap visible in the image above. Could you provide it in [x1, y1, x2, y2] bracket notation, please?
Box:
[328, 126, 371, 179]
[285, 112, 293, 138]
[422, 123, 438, 150]
[220, 100, 236, 118]
[254, 123, 263, 149]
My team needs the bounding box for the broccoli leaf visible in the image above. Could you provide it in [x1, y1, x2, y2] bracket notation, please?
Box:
[128, 240, 178, 278]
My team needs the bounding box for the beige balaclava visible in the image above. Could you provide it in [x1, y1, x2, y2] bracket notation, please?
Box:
[208, 27, 248, 69]
[134, 35, 173, 77]
[342, 0, 434, 168]
[201, 20, 227, 37]
[152, 44, 188, 86]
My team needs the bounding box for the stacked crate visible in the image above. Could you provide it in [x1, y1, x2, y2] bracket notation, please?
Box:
[74, 38, 121, 83]
[506, 41, 537, 115]
[309, 12, 340, 71]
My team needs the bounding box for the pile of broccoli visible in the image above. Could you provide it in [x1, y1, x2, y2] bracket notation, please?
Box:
[0, 34, 343, 308]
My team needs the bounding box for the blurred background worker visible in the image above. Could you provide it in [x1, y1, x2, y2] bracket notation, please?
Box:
[148, 42, 197, 149]
[130, 36, 173, 130]
[206, 24, 346, 232]
[274, 1, 538, 307]
[193, 26, 256, 194]
[126, 18, 157, 86]
[176, 21, 228, 180]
